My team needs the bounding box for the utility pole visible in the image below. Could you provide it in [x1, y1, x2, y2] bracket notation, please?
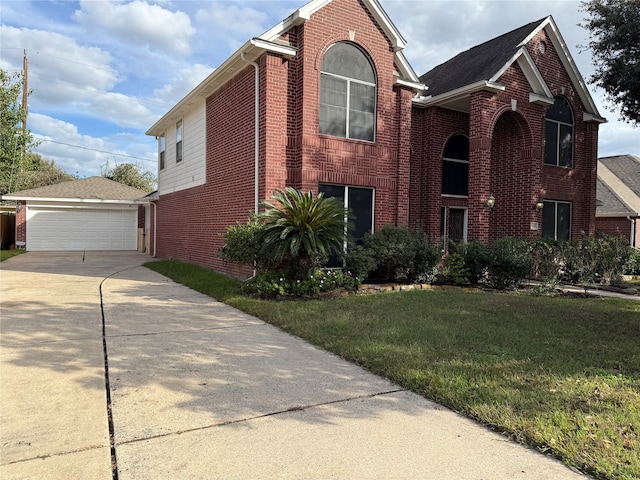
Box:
[22, 49, 28, 137]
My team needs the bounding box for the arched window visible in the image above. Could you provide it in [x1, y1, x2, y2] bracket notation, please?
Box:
[442, 135, 469, 196]
[544, 97, 573, 167]
[320, 42, 376, 142]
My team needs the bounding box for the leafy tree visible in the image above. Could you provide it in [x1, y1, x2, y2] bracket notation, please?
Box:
[581, 0, 640, 125]
[103, 163, 156, 192]
[0, 69, 40, 195]
[257, 187, 353, 277]
[18, 153, 76, 190]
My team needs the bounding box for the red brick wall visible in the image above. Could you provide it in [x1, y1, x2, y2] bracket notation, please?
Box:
[596, 216, 638, 247]
[16, 202, 26, 245]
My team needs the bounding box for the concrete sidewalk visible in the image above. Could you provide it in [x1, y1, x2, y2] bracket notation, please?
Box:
[1, 252, 589, 479]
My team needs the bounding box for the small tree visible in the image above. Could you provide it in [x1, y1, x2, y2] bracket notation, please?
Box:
[258, 187, 352, 277]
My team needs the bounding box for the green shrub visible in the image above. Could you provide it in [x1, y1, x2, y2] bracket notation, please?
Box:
[459, 240, 490, 284]
[344, 243, 377, 280]
[625, 248, 640, 275]
[241, 269, 361, 299]
[364, 225, 416, 282]
[219, 215, 276, 271]
[439, 252, 470, 285]
[487, 237, 532, 290]
[411, 229, 441, 283]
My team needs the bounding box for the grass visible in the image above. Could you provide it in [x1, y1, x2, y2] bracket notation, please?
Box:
[145, 259, 640, 480]
[0, 249, 26, 262]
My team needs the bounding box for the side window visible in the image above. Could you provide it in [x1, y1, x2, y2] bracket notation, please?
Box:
[158, 135, 165, 170]
[544, 97, 573, 167]
[442, 135, 469, 196]
[320, 42, 376, 142]
[542, 200, 571, 240]
[176, 120, 183, 163]
[318, 184, 374, 266]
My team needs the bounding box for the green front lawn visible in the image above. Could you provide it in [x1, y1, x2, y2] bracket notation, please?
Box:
[0, 249, 26, 262]
[146, 260, 640, 480]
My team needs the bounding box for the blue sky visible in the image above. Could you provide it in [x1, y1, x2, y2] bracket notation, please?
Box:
[1, 0, 638, 180]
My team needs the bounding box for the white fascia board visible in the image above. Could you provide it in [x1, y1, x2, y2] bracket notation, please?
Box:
[394, 77, 426, 93]
[543, 17, 603, 119]
[596, 210, 639, 218]
[530, 92, 555, 105]
[488, 48, 552, 99]
[584, 112, 607, 123]
[412, 80, 505, 107]
[364, 0, 407, 51]
[3, 196, 147, 205]
[395, 51, 420, 83]
[518, 16, 552, 47]
[249, 38, 297, 58]
[261, 0, 331, 41]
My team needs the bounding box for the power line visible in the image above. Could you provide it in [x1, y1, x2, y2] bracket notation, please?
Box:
[35, 137, 157, 165]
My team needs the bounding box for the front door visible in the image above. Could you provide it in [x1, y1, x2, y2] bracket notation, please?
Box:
[449, 208, 467, 243]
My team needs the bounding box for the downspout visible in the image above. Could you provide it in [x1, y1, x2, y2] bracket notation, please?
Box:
[627, 216, 636, 247]
[153, 202, 157, 257]
[240, 52, 260, 215]
[241, 52, 260, 278]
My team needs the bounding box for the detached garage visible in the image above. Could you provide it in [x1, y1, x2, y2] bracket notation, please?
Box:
[2, 177, 148, 252]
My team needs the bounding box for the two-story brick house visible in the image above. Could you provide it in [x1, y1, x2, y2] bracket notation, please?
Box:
[146, 0, 604, 276]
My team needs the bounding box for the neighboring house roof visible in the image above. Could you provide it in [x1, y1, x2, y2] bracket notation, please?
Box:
[147, 0, 424, 137]
[415, 16, 604, 122]
[2, 176, 148, 203]
[596, 155, 640, 217]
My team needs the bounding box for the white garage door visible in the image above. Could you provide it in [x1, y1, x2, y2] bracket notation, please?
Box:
[27, 207, 138, 251]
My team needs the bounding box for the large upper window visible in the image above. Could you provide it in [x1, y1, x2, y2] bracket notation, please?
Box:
[542, 200, 571, 240]
[544, 97, 573, 167]
[158, 135, 165, 170]
[442, 135, 469, 196]
[320, 42, 376, 142]
[176, 120, 183, 163]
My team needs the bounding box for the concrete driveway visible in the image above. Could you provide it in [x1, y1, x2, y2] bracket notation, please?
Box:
[1, 252, 589, 479]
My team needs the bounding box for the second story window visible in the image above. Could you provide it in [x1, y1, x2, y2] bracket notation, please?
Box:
[158, 135, 165, 170]
[320, 42, 376, 142]
[544, 97, 573, 167]
[176, 120, 183, 163]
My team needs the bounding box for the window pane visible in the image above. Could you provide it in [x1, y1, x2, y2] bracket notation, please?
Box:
[546, 97, 573, 124]
[176, 141, 182, 162]
[320, 74, 347, 137]
[542, 202, 556, 238]
[442, 160, 468, 196]
[557, 203, 571, 240]
[322, 43, 375, 83]
[348, 187, 373, 241]
[544, 121, 558, 165]
[349, 83, 375, 141]
[559, 124, 573, 167]
[443, 135, 469, 160]
[318, 184, 345, 202]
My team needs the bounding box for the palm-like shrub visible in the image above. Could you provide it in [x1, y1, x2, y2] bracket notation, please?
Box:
[257, 187, 353, 276]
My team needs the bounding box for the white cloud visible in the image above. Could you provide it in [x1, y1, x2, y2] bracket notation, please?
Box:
[152, 63, 214, 106]
[73, 0, 195, 56]
[81, 91, 160, 129]
[0, 26, 118, 106]
[29, 113, 157, 177]
[195, 2, 269, 50]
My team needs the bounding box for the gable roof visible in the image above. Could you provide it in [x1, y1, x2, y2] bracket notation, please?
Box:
[419, 19, 544, 97]
[2, 176, 148, 203]
[596, 155, 640, 217]
[415, 16, 604, 122]
[147, 0, 422, 137]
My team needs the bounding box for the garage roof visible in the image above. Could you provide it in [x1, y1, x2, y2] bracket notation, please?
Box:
[2, 176, 148, 203]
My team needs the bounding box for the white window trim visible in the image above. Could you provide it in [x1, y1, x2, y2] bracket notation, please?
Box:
[176, 120, 183, 163]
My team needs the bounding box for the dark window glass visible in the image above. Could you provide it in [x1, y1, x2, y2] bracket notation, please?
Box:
[544, 97, 573, 167]
[319, 184, 373, 267]
[320, 42, 376, 141]
[542, 201, 571, 240]
[442, 135, 469, 196]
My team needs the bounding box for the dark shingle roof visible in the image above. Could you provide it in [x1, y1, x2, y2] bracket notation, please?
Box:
[3, 176, 148, 201]
[599, 155, 640, 197]
[596, 178, 635, 216]
[419, 18, 546, 97]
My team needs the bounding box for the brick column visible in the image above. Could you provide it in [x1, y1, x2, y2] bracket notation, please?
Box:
[468, 92, 494, 243]
[395, 87, 413, 226]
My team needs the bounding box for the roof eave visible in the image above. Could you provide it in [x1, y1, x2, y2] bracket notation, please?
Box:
[412, 80, 505, 108]
[1, 196, 148, 204]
